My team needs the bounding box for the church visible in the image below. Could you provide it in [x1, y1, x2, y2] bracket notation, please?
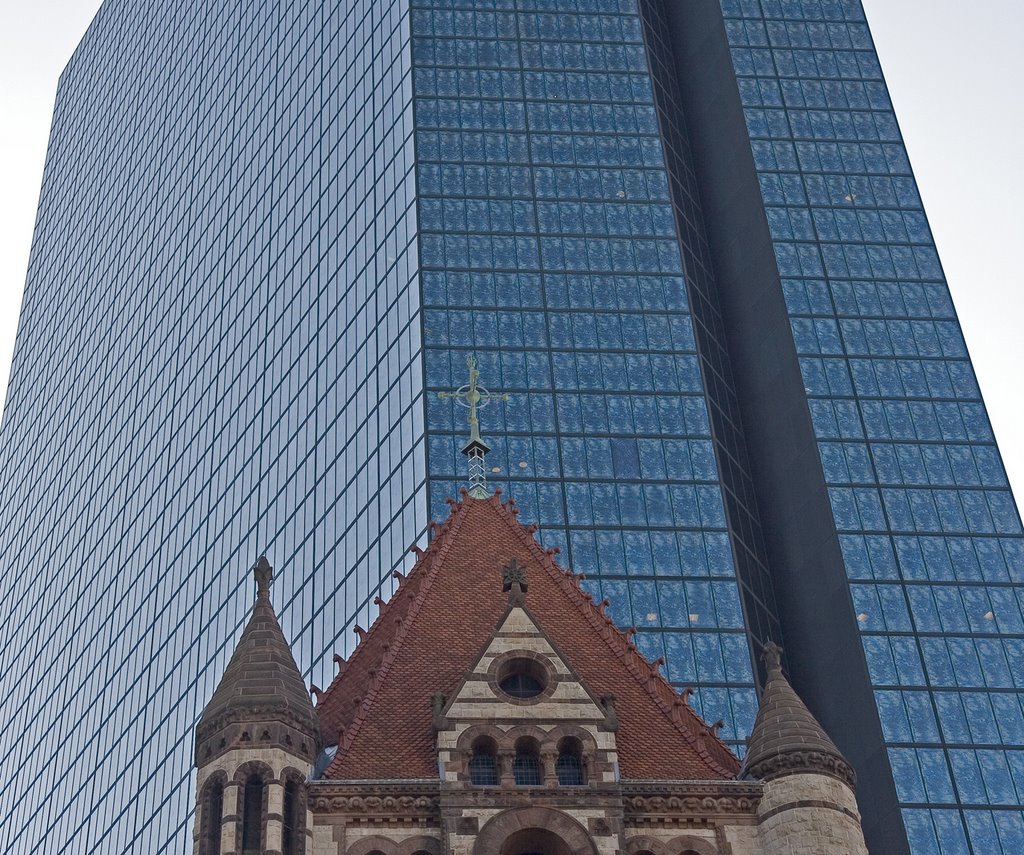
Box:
[189, 367, 871, 855]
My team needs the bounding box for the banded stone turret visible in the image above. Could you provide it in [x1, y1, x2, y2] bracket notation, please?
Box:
[746, 642, 868, 855]
[192, 557, 320, 855]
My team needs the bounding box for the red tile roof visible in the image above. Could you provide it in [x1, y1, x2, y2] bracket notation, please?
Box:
[316, 491, 740, 781]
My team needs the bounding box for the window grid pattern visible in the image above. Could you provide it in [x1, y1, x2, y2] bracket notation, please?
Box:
[469, 750, 500, 786]
[513, 748, 542, 786]
[412, 0, 757, 751]
[721, 1, 1024, 852]
[556, 750, 585, 786]
[0, 0, 424, 851]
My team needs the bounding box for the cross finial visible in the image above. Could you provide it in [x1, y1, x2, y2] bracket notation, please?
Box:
[254, 555, 273, 599]
[438, 354, 509, 498]
[762, 641, 784, 676]
[502, 558, 528, 603]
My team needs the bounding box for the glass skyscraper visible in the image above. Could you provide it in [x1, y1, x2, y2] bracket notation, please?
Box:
[0, 1, 1020, 853]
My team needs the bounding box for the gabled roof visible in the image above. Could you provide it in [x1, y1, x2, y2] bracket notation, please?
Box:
[197, 558, 319, 746]
[315, 491, 740, 781]
[742, 642, 856, 788]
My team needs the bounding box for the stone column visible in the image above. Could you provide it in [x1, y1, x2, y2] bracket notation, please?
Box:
[541, 751, 558, 787]
[303, 802, 316, 855]
[582, 752, 596, 785]
[221, 781, 240, 855]
[265, 780, 285, 855]
[498, 750, 515, 787]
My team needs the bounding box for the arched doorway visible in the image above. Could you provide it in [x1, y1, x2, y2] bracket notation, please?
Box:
[473, 807, 598, 855]
[499, 828, 572, 855]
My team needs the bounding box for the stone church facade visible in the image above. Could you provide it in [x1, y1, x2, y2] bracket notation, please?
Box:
[190, 491, 870, 855]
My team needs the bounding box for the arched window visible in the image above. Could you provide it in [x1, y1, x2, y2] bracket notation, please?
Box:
[555, 738, 584, 786]
[199, 778, 223, 855]
[241, 774, 264, 855]
[513, 738, 541, 786]
[469, 736, 499, 785]
[282, 778, 304, 855]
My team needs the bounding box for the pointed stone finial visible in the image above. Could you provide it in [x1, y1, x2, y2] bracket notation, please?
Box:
[762, 640, 783, 676]
[255, 555, 273, 599]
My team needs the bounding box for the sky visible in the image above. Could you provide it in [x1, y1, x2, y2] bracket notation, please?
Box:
[0, 1, 1021, 498]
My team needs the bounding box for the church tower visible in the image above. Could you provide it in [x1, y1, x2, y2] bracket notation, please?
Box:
[189, 363, 871, 854]
[192, 557, 320, 855]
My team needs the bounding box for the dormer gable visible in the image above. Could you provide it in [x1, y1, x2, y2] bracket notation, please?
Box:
[436, 603, 620, 788]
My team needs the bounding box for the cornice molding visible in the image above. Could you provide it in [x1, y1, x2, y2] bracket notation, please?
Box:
[307, 779, 761, 824]
[196, 703, 318, 743]
[620, 781, 762, 821]
[309, 781, 441, 819]
[745, 750, 858, 789]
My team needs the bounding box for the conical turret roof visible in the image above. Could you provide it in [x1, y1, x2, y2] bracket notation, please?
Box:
[743, 642, 856, 788]
[196, 557, 319, 748]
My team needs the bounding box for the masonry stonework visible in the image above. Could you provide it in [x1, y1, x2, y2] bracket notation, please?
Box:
[191, 494, 870, 855]
[757, 773, 869, 855]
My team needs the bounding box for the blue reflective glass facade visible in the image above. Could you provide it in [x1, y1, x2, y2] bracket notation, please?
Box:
[413, 0, 762, 752]
[719, 1, 1024, 852]
[0, 0, 423, 850]
[0, 0, 1021, 853]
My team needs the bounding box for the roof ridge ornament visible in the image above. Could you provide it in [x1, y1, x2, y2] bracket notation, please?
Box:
[438, 354, 509, 499]
[502, 557, 528, 604]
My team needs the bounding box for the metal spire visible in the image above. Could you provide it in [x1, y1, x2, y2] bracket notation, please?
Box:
[439, 354, 508, 498]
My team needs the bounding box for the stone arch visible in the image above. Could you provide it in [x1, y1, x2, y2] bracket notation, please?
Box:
[510, 732, 544, 786]
[473, 807, 598, 855]
[397, 836, 442, 855]
[233, 760, 273, 854]
[346, 835, 400, 855]
[666, 834, 719, 855]
[231, 759, 274, 784]
[198, 771, 228, 855]
[539, 723, 599, 754]
[456, 723, 506, 753]
[502, 723, 549, 747]
[199, 769, 229, 802]
[624, 837, 668, 855]
[279, 767, 308, 855]
[457, 726, 503, 784]
[280, 765, 306, 784]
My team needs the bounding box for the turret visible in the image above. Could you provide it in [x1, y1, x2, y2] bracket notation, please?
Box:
[746, 642, 868, 855]
[192, 557, 320, 855]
